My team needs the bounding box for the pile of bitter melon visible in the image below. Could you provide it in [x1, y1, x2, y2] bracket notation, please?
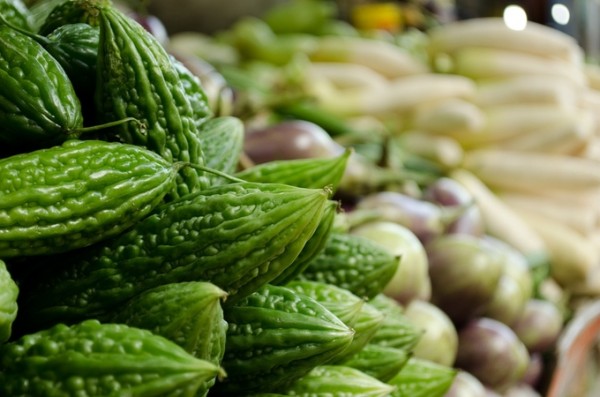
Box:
[0, 0, 457, 396]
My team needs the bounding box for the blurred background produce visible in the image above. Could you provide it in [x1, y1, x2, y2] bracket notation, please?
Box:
[117, 0, 600, 394]
[10, 0, 600, 395]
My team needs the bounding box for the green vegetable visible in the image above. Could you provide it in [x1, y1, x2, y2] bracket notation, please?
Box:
[0, 260, 18, 342]
[37, 0, 104, 35]
[28, 0, 67, 32]
[368, 294, 423, 351]
[0, 139, 179, 258]
[387, 357, 457, 397]
[0, 23, 83, 152]
[262, 0, 336, 35]
[333, 300, 385, 363]
[341, 344, 411, 382]
[17, 182, 330, 333]
[212, 284, 355, 395]
[196, 116, 244, 185]
[0, 319, 224, 396]
[108, 281, 228, 397]
[0, 0, 33, 31]
[236, 149, 351, 192]
[285, 280, 365, 327]
[172, 55, 213, 128]
[284, 365, 396, 397]
[108, 281, 227, 363]
[44, 23, 99, 104]
[94, 1, 209, 199]
[297, 232, 399, 300]
[271, 200, 338, 285]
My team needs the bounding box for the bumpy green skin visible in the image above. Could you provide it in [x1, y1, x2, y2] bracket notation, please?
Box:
[271, 200, 337, 285]
[0, 24, 83, 152]
[333, 301, 385, 363]
[172, 56, 213, 128]
[17, 182, 329, 333]
[29, 0, 68, 32]
[285, 281, 387, 366]
[95, 3, 208, 199]
[342, 344, 411, 383]
[297, 232, 399, 300]
[196, 116, 244, 186]
[108, 281, 227, 397]
[284, 365, 396, 397]
[37, 0, 105, 35]
[0, 139, 178, 258]
[0, 260, 18, 343]
[0, 319, 224, 397]
[368, 294, 423, 351]
[388, 358, 457, 397]
[45, 23, 99, 92]
[0, 0, 33, 31]
[108, 281, 227, 363]
[236, 149, 351, 192]
[285, 280, 364, 327]
[212, 284, 355, 395]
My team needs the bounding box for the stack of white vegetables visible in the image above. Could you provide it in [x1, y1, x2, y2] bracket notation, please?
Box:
[300, 17, 600, 298]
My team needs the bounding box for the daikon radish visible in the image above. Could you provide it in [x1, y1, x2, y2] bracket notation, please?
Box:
[449, 169, 546, 259]
[306, 62, 388, 90]
[410, 98, 486, 135]
[474, 75, 579, 109]
[308, 36, 429, 78]
[428, 17, 583, 65]
[500, 192, 597, 236]
[584, 63, 600, 91]
[451, 47, 586, 87]
[495, 109, 594, 154]
[315, 73, 477, 117]
[397, 130, 464, 168]
[514, 209, 597, 287]
[451, 104, 576, 148]
[463, 148, 600, 191]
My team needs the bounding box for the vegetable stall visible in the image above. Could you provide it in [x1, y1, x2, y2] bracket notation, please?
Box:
[1, 0, 599, 396]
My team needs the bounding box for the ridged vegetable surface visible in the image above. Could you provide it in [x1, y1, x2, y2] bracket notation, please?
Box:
[172, 55, 213, 128]
[196, 116, 245, 186]
[341, 344, 412, 382]
[108, 281, 227, 397]
[283, 365, 396, 397]
[332, 300, 385, 363]
[106, 281, 227, 364]
[16, 182, 329, 332]
[108, 281, 227, 363]
[0, 260, 18, 343]
[236, 149, 351, 191]
[0, 23, 83, 152]
[44, 23, 99, 96]
[271, 200, 338, 285]
[285, 280, 365, 326]
[94, 1, 209, 199]
[0, 319, 224, 397]
[36, 0, 104, 35]
[297, 232, 399, 300]
[0, 139, 179, 258]
[388, 357, 457, 397]
[0, 0, 33, 31]
[212, 284, 355, 395]
[368, 294, 424, 351]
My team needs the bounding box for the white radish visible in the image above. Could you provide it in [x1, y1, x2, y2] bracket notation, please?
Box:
[428, 17, 584, 65]
[451, 47, 586, 87]
[449, 168, 547, 259]
[463, 148, 600, 191]
[308, 36, 429, 78]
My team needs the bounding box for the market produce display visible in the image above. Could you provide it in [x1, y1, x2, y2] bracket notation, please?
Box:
[1, 0, 599, 395]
